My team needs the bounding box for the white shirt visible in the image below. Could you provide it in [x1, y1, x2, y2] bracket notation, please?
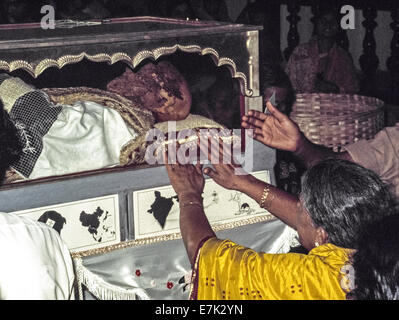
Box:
[0, 212, 75, 299]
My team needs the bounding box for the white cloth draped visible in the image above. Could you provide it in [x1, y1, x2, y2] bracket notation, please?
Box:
[29, 101, 138, 179]
[0, 212, 75, 299]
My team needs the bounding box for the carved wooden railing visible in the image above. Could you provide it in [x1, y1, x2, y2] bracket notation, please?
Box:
[359, 1, 379, 95]
[283, 0, 301, 61]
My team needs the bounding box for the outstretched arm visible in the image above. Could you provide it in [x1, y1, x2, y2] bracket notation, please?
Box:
[293, 131, 353, 168]
[242, 101, 353, 168]
[204, 165, 300, 230]
[165, 159, 215, 267]
[199, 138, 300, 230]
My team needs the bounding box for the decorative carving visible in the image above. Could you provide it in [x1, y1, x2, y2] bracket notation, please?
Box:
[359, 2, 379, 94]
[0, 45, 253, 96]
[284, 0, 301, 61]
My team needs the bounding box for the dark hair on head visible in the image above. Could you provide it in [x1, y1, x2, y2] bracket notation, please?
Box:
[349, 214, 399, 300]
[311, 3, 340, 38]
[0, 100, 22, 182]
[300, 159, 398, 249]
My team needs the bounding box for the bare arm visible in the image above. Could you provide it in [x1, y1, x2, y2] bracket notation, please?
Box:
[200, 138, 300, 229]
[293, 132, 353, 168]
[242, 101, 354, 168]
[204, 165, 300, 230]
[165, 162, 215, 267]
[178, 192, 215, 266]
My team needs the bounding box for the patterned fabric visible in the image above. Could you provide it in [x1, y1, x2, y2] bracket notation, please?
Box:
[42, 86, 154, 135]
[285, 38, 359, 94]
[28, 99, 137, 180]
[0, 83, 156, 181]
[0, 76, 35, 112]
[0, 75, 62, 177]
[0, 73, 9, 85]
[191, 238, 353, 300]
[9, 91, 62, 177]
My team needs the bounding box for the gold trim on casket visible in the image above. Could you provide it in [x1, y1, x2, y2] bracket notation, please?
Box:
[0, 46, 253, 96]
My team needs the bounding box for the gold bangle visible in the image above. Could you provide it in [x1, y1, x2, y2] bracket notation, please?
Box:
[180, 201, 203, 209]
[259, 185, 270, 209]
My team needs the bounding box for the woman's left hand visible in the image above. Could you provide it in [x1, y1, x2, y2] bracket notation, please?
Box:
[165, 156, 205, 198]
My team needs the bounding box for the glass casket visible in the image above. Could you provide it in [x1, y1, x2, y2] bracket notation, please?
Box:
[0, 17, 296, 299]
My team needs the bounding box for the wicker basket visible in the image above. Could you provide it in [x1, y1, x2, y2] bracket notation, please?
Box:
[290, 93, 385, 152]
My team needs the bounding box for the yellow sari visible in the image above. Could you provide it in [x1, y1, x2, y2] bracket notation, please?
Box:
[190, 237, 353, 300]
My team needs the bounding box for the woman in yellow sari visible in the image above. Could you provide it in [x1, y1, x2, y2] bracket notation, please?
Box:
[165, 153, 397, 300]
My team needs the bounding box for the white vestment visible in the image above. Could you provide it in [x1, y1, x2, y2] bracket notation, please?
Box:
[28, 101, 137, 179]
